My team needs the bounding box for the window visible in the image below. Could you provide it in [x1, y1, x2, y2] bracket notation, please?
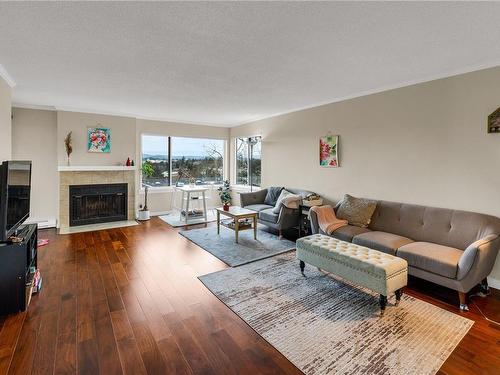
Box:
[235, 136, 261, 187]
[171, 137, 224, 185]
[141, 135, 170, 187]
[141, 135, 225, 188]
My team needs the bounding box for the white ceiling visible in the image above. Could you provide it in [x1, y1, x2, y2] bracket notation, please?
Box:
[2, 2, 500, 127]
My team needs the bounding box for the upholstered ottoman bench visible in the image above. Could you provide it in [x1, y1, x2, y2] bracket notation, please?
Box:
[296, 234, 408, 315]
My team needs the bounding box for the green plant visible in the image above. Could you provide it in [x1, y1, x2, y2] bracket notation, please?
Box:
[141, 161, 155, 179]
[217, 180, 231, 205]
[141, 161, 155, 211]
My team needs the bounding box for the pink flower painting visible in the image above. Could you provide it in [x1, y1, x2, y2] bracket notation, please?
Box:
[320, 135, 339, 167]
[88, 127, 111, 153]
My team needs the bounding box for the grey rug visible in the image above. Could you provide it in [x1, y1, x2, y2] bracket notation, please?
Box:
[199, 252, 474, 375]
[180, 226, 295, 267]
[160, 210, 217, 227]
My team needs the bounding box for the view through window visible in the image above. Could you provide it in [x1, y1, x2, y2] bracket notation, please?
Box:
[141, 135, 225, 188]
[141, 135, 169, 187]
[171, 137, 224, 185]
[235, 136, 261, 187]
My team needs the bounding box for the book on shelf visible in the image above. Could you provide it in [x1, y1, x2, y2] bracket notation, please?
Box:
[181, 209, 204, 217]
[223, 218, 252, 229]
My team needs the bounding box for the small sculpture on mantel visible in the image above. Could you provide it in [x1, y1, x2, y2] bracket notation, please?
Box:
[64, 131, 73, 166]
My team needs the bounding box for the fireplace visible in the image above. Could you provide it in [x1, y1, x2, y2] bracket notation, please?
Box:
[69, 184, 128, 226]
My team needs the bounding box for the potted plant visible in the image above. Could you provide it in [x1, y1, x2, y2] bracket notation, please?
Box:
[138, 161, 154, 221]
[218, 180, 231, 211]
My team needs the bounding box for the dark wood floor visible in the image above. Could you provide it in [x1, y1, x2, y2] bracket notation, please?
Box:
[0, 217, 499, 375]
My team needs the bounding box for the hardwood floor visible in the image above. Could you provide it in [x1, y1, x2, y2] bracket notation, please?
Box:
[0, 217, 499, 374]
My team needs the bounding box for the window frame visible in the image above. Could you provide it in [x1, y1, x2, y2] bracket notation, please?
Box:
[140, 133, 226, 190]
[234, 135, 262, 188]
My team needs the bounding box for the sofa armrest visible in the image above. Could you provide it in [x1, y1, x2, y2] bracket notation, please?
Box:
[276, 206, 300, 230]
[308, 209, 320, 234]
[239, 189, 268, 207]
[457, 234, 499, 280]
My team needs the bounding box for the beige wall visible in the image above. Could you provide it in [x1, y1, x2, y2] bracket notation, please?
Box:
[230, 66, 500, 283]
[12, 108, 58, 224]
[136, 119, 230, 213]
[0, 77, 11, 161]
[57, 111, 136, 166]
[10, 110, 230, 222]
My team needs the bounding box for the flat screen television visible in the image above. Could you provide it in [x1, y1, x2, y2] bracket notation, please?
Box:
[0, 161, 32, 241]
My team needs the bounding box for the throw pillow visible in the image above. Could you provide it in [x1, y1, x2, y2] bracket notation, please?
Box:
[336, 194, 377, 228]
[273, 190, 301, 213]
[264, 186, 284, 206]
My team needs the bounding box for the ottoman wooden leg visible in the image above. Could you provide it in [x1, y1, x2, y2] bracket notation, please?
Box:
[379, 295, 388, 316]
[395, 288, 403, 306]
[299, 260, 305, 276]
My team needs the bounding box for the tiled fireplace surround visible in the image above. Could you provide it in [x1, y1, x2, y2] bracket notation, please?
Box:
[58, 167, 135, 230]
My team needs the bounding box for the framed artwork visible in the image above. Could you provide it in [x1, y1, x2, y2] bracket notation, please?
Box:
[88, 127, 111, 153]
[320, 135, 339, 167]
[488, 107, 500, 133]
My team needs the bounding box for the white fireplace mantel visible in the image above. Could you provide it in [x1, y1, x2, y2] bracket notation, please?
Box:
[58, 165, 137, 172]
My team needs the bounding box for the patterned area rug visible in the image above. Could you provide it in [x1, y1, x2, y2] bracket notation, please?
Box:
[199, 252, 473, 375]
[180, 226, 295, 267]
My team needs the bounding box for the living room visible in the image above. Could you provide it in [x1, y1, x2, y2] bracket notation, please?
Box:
[0, 2, 499, 375]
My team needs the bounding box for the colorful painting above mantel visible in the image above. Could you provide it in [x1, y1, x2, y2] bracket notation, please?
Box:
[88, 127, 111, 153]
[320, 135, 339, 167]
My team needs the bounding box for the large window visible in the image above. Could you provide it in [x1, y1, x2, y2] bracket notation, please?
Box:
[141, 135, 170, 187]
[141, 135, 225, 188]
[171, 137, 224, 185]
[235, 136, 261, 187]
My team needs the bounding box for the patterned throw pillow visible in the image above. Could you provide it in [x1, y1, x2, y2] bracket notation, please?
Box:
[336, 194, 377, 228]
[264, 186, 284, 206]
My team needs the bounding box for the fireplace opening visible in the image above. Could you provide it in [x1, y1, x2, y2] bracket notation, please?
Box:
[69, 184, 128, 226]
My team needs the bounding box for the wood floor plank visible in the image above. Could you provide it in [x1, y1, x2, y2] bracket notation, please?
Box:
[110, 310, 148, 375]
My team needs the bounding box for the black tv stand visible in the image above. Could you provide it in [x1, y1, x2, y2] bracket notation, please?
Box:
[0, 223, 38, 315]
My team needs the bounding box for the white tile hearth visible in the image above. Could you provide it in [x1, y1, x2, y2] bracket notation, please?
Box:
[58, 220, 139, 234]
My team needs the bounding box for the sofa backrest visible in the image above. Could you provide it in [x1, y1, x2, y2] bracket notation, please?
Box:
[369, 200, 500, 250]
[285, 188, 316, 199]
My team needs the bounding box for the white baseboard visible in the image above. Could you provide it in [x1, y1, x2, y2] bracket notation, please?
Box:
[487, 276, 500, 290]
[25, 219, 57, 229]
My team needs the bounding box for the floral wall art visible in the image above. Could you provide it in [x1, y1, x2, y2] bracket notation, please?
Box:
[320, 135, 339, 167]
[88, 127, 111, 153]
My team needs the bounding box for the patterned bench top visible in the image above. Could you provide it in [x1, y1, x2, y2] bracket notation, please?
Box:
[296, 234, 408, 279]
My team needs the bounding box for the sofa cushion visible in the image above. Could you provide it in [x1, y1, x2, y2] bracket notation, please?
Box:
[259, 208, 279, 223]
[353, 231, 414, 255]
[397, 242, 463, 279]
[330, 225, 371, 242]
[244, 204, 273, 212]
[264, 187, 284, 206]
[336, 194, 377, 228]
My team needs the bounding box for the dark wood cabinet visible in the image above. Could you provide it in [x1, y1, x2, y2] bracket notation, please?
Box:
[0, 224, 37, 315]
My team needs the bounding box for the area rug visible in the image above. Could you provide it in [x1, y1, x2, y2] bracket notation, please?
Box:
[160, 210, 217, 227]
[180, 226, 295, 267]
[199, 252, 474, 375]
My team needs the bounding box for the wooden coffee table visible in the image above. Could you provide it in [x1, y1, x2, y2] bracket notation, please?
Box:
[216, 206, 258, 243]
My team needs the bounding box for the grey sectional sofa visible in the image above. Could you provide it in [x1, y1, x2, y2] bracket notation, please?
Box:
[309, 199, 500, 310]
[240, 187, 315, 237]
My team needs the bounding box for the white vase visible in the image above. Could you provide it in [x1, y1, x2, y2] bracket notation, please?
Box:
[137, 210, 150, 221]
